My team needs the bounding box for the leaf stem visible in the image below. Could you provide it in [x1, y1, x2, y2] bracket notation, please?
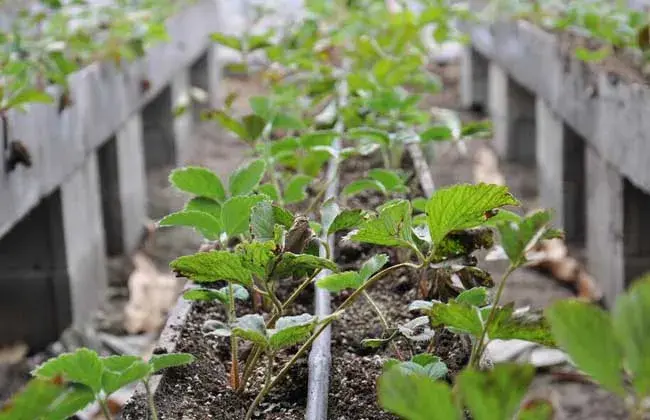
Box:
[363, 290, 404, 360]
[304, 178, 334, 215]
[469, 264, 516, 368]
[244, 352, 274, 420]
[250, 262, 418, 405]
[144, 379, 159, 420]
[98, 399, 114, 420]
[228, 283, 241, 389]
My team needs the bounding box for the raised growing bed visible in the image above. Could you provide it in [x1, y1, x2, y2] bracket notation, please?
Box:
[461, 7, 650, 307]
[121, 141, 445, 419]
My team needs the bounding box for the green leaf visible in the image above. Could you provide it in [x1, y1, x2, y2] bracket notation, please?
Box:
[233, 314, 268, 346]
[273, 205, 295, 228]
[169, 166, 226, 202]
[425, 183, 518, 248]
[456, 287, 488, 306]
[159, 210, 222, 240]
[574, 46, 610, 62]
[101, 356, 152, 395]
[316, 271, 362, 292]
[461, 120, 492, 138]
[183, 284, 249, 303]
[368, 169, 407, 192]
[487, 304, 555, 347]
[249, 96, 273, 121]
[270, 137, 301, 157]
[237, 241, 276, 279]
[389, 355, 449, 381]
[420, 125, 453, 142]
[209, 110, 248, 139]
[229, 159, 266, 197]
[349, 200, 413, 248]
[242, 114, 266, 141]
[6, 88, 54, 109]
[429, 300, 483, 335]
[347, 127, 391, 147]
[546, 300, 625, 396]
[274, 252, 338, 279]
[359, 253, 389, 282]
[185, 197, 222, 221]
[45, 386, 96, 420]
[171, 250, 252, 286]
[517, 399, 555, 420]
[221, 195, 265, 237]
[251, 200, 275, 242]
[284, 174, 313, 204]
[458, 364, 536, 420]
[497, 210, 553, 267]
[149, 353, 196, 373]
[378, 367, 459, 420]
[33, 348, 104, 394]
[273, 113, 305, 130]
[210, 32, 243, 51]
[328, 209, 366, 235]
[301, 130, 338, 148]
[612, 277, 650, 396]
[268, 314, 316, 349]
[258, 183, 281, 201]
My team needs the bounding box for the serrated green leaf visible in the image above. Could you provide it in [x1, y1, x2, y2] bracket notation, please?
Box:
[546, 300, 625, 396]
[33, 348, 104, 394]
[359, 253, 389, 282]
[233, 314, 268, 346]
[328, 209, 366, 235]
[237, 241, 276, 279]
[456, 287, 488, 307]
[270, 137, 300, 157]
[349, 200, 413, 248]
[210, 32, 243, 51]
[412, 198, 427, 213]
[274, 252, 338, 279]
[221, 194, 265, 237]
[379, 367, 459, 420]
[284, 174, 313, 204]
[268, 314, 315, 349]
[159, 210, 222, 240]
[0, 378, 74, 420]
[251, 200, 275, 241]
[101, 356, 151, 395]
[497, 210, 553, 267]
[229, 159, 267, 197]
[316, 271, 362, 292]
[487, 304, 555, 347]
[169, 166, 226, 202]
[612, 276, 650, 396]
[347, 127, 391, 147]
[425, 183, 518, 249]
[150, 353, 195, 373]
[273, 205, 295, 228]
[6, 88, 54, 109]
[458, 364, 535, 420]
[171, 250, 252, 286]
[429, 300, 483, 335]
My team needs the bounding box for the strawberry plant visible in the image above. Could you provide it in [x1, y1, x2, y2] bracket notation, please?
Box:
[0, 348, 194, 420]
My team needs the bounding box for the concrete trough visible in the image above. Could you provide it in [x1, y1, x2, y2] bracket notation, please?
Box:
[462, 19, 650, 306]
[0, 0, 223, 351]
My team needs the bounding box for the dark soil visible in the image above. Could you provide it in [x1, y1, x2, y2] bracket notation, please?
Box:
[327, 153, 470, 419]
